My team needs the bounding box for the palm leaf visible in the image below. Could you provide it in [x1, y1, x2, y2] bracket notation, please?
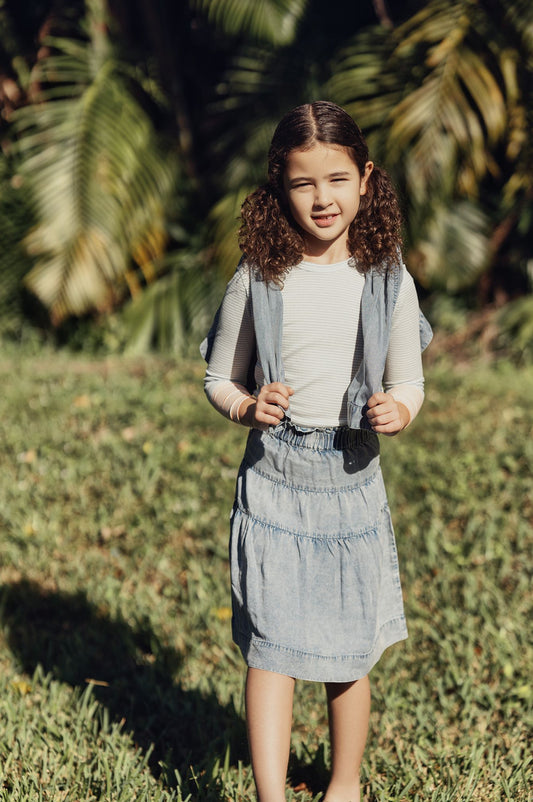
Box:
[192, 0, 308, 45]
[209, 188, 253, 279]
[13, 34, 175, 324]
[329, 26, 408, 129]
[388, 18, 506, 200]
[327, 0, 533, 299]
[408, 200, 491, 292]
[122, 254, 225, 355]
[330, 0, 511, 202]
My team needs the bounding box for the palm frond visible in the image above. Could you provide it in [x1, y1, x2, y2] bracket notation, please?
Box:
[192, 0, 308, 45]
[122, 254, 225, 355]
[329, 27, 402, 134]
[13, 36, 175, 324]
[208, 188, 253, 279]
[330, 0, 511, 202]
[387, 10, 507, 200]
[408, 200, 491, 292]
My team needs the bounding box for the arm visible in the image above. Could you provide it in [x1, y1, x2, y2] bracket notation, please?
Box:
[366, 268, 425, 436]
[204, 267, 256, 423]
[204, 268, 294, 428]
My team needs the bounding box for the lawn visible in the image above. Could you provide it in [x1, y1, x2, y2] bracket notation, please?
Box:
[0, 348, 531, 801]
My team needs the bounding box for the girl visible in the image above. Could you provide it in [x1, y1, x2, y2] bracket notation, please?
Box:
[202, 101, 431, 802]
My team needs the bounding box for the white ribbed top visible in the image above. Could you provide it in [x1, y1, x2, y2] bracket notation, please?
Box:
[205, 260, 425, 427]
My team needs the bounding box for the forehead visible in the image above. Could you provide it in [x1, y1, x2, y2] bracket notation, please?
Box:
[284, 144, 357, 175]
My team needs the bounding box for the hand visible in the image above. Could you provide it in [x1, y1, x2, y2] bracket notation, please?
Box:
[240, 382, 294, 430]
[366, 392, 409, 436]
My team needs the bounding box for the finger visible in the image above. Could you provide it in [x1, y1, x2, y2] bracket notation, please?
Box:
[369, 409, 398, 426]
[369, 411, 401, 430]
[369, 416, 386, 429]
[257, 394, 286, 410]
[367, 391, 389, 409]
[370, 420, 402, 435]
[256, 407, 285, 426]
[366, 403, 393, 421]
[367, 402, 397, 420]
[259, 390, 292, 409]
[257, 400, 286, 420]
[272, 393, 291, 409]
[268, 382, 294, 399]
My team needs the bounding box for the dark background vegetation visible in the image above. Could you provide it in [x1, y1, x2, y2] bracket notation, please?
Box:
[0, 0, 532, 358]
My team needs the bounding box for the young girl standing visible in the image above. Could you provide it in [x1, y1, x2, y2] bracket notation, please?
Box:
[202, 101, 431, 802]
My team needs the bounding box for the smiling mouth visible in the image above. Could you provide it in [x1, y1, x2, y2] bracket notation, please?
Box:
[312, 214, 339, 227]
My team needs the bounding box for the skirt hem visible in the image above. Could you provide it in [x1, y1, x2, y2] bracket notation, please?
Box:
[233, 618, 408, 682]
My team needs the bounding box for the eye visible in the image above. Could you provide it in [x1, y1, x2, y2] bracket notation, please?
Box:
[292, 182, 312, 189]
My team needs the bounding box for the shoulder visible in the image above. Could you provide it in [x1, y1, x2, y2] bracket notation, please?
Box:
[390, 264, 421, 323]
[225, 258, 252, 298]
[397, 263, 417, 299]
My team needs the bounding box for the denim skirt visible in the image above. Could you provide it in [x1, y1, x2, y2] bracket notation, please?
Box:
[229, 421, 408, 682]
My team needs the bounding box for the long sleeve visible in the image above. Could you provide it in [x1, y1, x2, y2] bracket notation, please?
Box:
[383, 269, 425, 425]
[204, 267, 257, 422]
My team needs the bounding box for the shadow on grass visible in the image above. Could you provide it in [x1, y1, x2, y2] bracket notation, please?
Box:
[0, 579, 248, 789]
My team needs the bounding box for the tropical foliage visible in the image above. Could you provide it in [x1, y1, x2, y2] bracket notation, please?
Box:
[0, 0, 531, 351]
[16, 33, 174, 324]
[329, 0, 533, 299]
[0, 154, 35, 336]
[192, 0, 309, 45]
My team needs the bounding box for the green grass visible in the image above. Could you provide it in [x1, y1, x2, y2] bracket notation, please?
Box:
[0, 349, 531, 801]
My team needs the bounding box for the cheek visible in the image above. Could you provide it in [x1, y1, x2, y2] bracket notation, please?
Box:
[343, 193, 360, 217]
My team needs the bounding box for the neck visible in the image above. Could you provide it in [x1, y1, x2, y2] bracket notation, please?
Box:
[301, 240, 350, 265]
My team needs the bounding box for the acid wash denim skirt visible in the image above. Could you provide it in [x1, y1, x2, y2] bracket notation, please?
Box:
[229, 420, 408, 682]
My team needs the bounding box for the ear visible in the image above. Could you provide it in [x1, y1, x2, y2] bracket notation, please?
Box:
[359, 161, 374, 196]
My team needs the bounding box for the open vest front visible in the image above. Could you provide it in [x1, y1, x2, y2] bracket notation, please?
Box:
[202, 261, 433, 431]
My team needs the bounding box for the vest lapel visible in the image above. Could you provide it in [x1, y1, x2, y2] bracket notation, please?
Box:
[346, 266, 401, 429]
[250, 270, 285, 387]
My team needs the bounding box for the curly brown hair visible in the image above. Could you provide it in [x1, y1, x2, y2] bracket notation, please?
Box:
[239, 101, 402, 283]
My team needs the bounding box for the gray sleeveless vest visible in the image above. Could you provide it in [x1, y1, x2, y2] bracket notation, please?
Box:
[201, 261, 432, 431]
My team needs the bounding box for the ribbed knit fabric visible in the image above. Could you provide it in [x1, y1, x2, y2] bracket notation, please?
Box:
[205, 260, 424, 427]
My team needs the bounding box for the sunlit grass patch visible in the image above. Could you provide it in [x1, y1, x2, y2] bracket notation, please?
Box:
[0, 350, 531, 800]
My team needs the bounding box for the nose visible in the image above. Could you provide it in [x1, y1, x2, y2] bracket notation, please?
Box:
[314, 182, 332, 208]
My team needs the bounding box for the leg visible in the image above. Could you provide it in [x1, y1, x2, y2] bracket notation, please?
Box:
[245, 667, 295, 802]
[324, 675, 371, 802]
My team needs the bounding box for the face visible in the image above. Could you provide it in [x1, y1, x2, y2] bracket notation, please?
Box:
[283, 144, 373, 263]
